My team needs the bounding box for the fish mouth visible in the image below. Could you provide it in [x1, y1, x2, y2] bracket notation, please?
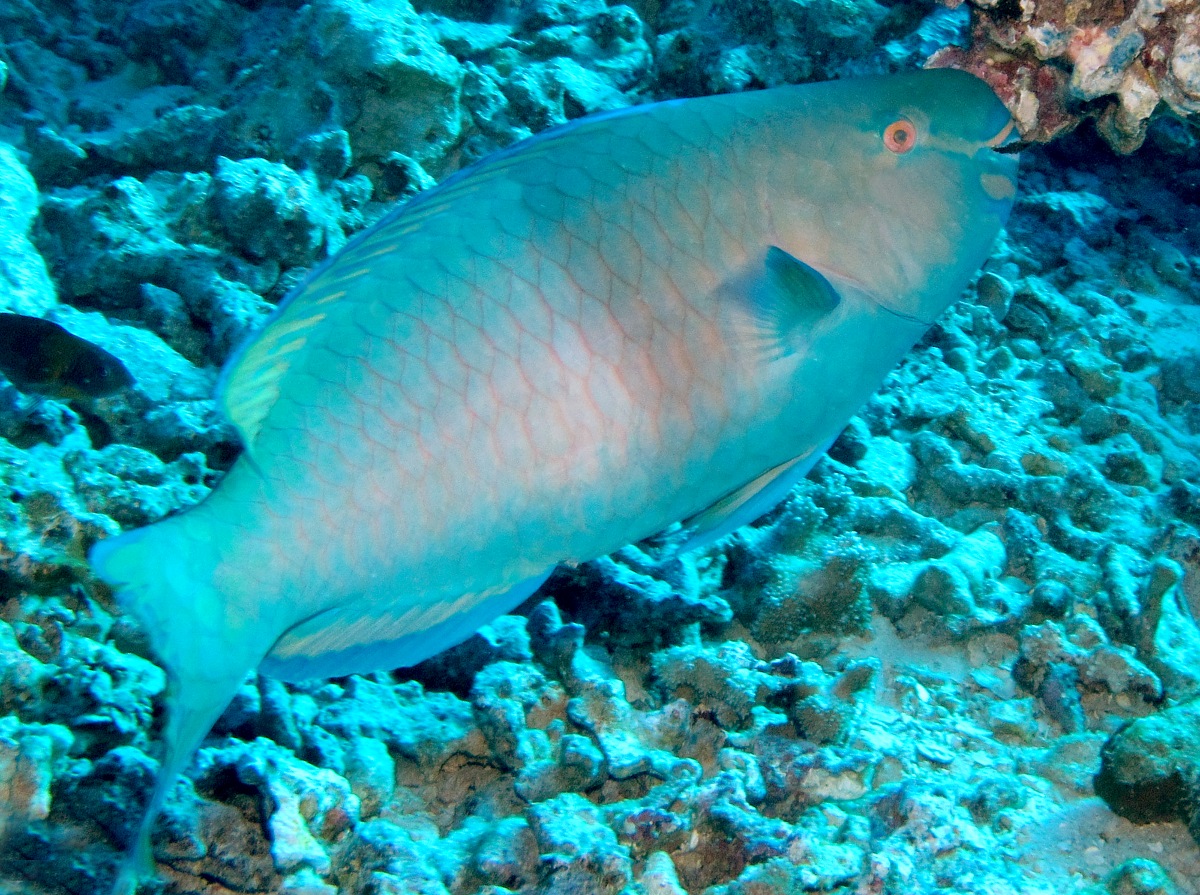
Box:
[987, 118, 1029, 155]
[977, 116, 1021, 203]
[993, 140, 1030, 155]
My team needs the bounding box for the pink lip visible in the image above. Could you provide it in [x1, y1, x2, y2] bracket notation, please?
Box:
[986, 118, 1017, 148]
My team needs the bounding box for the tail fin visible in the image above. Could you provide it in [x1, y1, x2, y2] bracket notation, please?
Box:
[90, 518, 266, 895]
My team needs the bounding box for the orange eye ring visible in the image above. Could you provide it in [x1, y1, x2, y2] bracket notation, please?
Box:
[884, 119, 917, 154]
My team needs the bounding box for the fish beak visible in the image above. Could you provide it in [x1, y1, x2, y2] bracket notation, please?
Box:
[987, 118, 1028, 155]
[978, 115, 1021, 204]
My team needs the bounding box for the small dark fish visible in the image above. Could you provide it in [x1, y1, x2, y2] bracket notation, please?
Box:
[0, 313, 133, 400]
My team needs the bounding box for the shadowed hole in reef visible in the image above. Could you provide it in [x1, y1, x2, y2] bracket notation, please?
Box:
[990, 0, 1024, 20]
[200, 764, 270, 828]
[0, 569, 16, 603]
[75, 405, 114, 449]
[206, 438, 243, 473]
[183, 764, 280, 891]
[675, 835, 749, 891]
[875, 0, 936, 43]
[0, 825, 113, 893]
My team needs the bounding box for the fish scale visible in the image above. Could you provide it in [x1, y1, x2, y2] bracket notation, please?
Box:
[92, 69, 1018, 894]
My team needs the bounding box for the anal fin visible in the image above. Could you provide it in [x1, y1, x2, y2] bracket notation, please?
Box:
[261, 569, 554, 680]
[675, 437, 835, 554]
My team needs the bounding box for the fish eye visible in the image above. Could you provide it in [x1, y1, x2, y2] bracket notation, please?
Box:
[884, 118, 917, 154]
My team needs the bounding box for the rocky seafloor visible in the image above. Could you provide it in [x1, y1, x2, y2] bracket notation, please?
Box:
[2, 0, 1200, 893]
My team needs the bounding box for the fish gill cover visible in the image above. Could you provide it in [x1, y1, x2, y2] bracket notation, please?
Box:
[0, 2, 1197, 895]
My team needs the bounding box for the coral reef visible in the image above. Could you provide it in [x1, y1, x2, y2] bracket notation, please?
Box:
[934, 0, 1200, 153]
[0, 145, 56, 315]
[0, 0, 1199, 894]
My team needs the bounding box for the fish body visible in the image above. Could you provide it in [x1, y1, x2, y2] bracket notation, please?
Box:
[91, 69, 1017, 891]
[0, 313, 133, 399]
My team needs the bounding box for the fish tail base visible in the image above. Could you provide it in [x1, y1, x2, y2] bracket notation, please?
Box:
[92, 521, 265, 894]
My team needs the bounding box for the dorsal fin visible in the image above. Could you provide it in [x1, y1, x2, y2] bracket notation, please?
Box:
[219, 106, 654, 452]
[390, 101, 646, 227]
[215, 147, 519, 451]
[218, 271, 358, 452]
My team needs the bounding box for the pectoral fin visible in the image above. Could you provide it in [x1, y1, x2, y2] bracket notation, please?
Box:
[765, 246, 841, 319]
[739, 246, 843, 361]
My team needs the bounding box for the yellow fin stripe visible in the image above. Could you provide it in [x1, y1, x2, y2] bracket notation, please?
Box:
[218, 130, 547, 450]
[220, 282, 351, 451]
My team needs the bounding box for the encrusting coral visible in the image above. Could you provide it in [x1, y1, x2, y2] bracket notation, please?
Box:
[934, 0, 1200, 152]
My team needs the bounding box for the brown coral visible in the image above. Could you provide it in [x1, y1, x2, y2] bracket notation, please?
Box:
[932, 0, 1200, 152]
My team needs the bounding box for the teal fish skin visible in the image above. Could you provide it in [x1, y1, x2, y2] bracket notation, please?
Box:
[91, 68, 1017, 892]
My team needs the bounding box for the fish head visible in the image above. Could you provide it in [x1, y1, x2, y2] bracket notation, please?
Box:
[66, 344, 134, 398]
[0, 313, 134, 400]
[778, 68, 1020, 325]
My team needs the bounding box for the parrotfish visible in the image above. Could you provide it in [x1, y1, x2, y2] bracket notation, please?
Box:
[92, 68, 1017, 891]
[0, 313, 133, 400]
